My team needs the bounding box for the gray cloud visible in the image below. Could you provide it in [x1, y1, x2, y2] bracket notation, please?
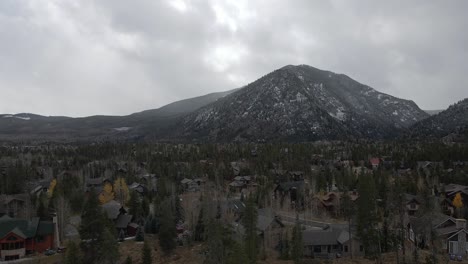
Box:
[1, 0, 467, 116]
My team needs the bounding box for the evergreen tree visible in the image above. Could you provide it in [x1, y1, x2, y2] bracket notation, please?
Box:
[128, 190, 142, 222]
[97, 227, 120, 264]
[142, 240, 152, 264]
[204, 220, 226, 264]
[227, 241, 248, 264]
[291, 215, 303, 264]
[194, 206, 205, 241]
[124, 256, 132, 264]
[242, 195, 258, 264]
[79, 188, 107, 263]
[64, 240, 82, 264]
[135, 226, 145, 242]
[357, 173, 379, 257]
[159, 201, 177, 255]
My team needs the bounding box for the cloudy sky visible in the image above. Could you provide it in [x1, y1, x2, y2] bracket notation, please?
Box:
[1, 0, 467, 117]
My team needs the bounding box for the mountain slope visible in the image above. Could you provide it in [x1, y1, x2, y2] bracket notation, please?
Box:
[409, 98, 468, 139]
[0, 89, 238, 142]
[177, 65, 429, 142]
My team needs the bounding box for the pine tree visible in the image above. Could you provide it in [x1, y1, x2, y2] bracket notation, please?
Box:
[159, 200, 177, 255]
[128, 190, 142, 222]
[357, 173, 379, 257]
[64, 240, 82, 264]
[291, 215, 303, 264]
[242, 195, 258, 264]
[142, 240, 152, 264]
[97, 227, 120, 264]
[227, 241, 248, 264]
[194, 206, 205, 241]
[79, 188, 107, 263]
[135, 225, 144, 242]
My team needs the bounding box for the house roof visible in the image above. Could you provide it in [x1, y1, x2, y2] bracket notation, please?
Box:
[302, 228, 344, 246]
[180, 178, 193, 184]
[229, 181, 245, 187]
[101, 200, 123, 220]
[0, 215, 43, 239]
[115, 214, 133, 229]
[370, 158, 380, 166]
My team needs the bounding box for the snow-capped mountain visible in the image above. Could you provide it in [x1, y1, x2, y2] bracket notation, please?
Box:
[0, 65, 432, 142]
[178, 65, 429, 142]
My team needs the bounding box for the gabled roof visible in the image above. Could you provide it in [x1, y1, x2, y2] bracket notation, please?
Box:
[102, 200, 123, 220]
[8, 228, 27, 239]
[0, 215, 42, 239]
[180, 178, 193, 184]
[447, 228, 468, 240]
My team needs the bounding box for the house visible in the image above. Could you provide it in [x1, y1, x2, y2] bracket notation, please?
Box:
[101, 200, 137, 237]
[404, 194, 420, 216]
[0, 215, 55, 261]
[0, 194, 30, 218]
[302, 224, 363, 259]
[180, 178, 200, 192]
[102, 200, 127, 221]
[274, 181, 305, 204]
[129, 182, 147, 196]
[312, 191, 359, 216]
[231, 209, 285, 249]
[30, 180, 51, 197]
[229, 180, 246, 192]
[137, 174, 157, 193]
[369, 158, 381, 169]
[409, 213, 468, 256]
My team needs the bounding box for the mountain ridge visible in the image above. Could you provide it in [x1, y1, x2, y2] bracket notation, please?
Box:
[0, 64, 447, 143]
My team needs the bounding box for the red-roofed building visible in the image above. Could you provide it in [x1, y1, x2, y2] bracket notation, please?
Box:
[369, 158, 381, 169]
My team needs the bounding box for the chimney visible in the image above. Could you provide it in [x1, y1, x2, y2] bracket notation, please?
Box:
[456, 219, 466, 230]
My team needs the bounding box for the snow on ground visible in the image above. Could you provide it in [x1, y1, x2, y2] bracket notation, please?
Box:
[329, 107, 346, 121]
[113, 127, 132, 132]
[2, 115, 31, 120]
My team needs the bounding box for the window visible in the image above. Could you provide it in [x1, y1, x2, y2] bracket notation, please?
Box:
[313, 246, 321, 253]
[5, 255, 20, 261]
[36, 236, 44, 242]
[1, 242, 24, 250]
[344, 246, 349, 252]
[360, 245, 364, 252]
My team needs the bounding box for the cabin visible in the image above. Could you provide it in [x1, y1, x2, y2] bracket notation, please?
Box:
[0, 216, 55, 261]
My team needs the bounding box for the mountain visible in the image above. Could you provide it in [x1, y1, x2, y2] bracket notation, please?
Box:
[0, 65, 432, 143]
[177, 65, 429, 142]
[409, 98, 468, 139]
[0, 89, 238, 142]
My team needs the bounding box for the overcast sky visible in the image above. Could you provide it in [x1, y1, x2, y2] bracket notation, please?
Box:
[1, 0, 467, 117]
